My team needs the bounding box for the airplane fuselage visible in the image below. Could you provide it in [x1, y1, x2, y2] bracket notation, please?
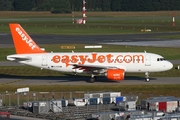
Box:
[7, 52, 173, 73]
[7, 23, 173, 82]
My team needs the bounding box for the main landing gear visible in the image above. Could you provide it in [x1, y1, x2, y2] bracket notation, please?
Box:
[90, 74, 97, 83]
[145, 72, 150, 82]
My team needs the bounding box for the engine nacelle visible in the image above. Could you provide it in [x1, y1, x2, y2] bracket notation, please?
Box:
[106, 69, 125, 81]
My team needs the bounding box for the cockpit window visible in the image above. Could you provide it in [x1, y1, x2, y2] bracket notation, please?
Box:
[157, 58, 166, 61]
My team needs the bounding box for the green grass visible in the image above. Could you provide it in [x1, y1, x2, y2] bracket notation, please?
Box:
[9, 23, 180, 34]
[1, 23, 179, 35]
[0, 12, 180, 35]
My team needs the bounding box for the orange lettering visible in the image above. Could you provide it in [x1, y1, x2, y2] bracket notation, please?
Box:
[97, 55, 105, 63]
[88, 53, 97, 63]
[106, 54, 113, 63]
[133, 55, 144, 63]
[78, 55, 88, 65]
[124, 55, 132, 63]
[52, 55, 61, 63]
[61, 55, 70, 67]
[51, 54, 144, 67]
[71, 55, 78, 63]
[115, 55, 123, 63]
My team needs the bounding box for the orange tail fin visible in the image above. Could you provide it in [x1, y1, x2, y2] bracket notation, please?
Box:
[9, 23, 46, 54]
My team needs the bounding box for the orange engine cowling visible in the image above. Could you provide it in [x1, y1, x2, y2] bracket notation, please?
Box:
[106, 69, 125, 81]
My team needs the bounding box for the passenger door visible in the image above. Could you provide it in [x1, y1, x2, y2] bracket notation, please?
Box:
[145, 55, 151, 66]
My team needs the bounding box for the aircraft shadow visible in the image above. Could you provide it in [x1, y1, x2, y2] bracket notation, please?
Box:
[0, 73, 157, 83]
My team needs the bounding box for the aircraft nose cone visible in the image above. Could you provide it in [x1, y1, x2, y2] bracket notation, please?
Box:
[168, 62, 173, 70]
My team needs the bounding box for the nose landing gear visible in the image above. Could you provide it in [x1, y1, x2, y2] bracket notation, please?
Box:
[145, 72, 150, 82]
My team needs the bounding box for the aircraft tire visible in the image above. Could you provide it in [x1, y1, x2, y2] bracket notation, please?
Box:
[90, 78, 95, 83]
[146, 78, 150, 82]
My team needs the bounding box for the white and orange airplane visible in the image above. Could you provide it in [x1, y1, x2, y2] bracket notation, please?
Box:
[7, 23, 173, 82]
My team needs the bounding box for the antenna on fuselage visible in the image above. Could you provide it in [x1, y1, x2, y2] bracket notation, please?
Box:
[144, 50, 147, 53]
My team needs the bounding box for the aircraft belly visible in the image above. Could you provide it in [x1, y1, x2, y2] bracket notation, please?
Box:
[126, 64, 146, 72]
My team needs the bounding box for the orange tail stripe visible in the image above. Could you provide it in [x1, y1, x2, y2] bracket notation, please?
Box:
[9, 23, 46, 54]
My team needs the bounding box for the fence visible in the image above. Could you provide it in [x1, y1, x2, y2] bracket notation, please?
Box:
[0, 91, 85, 106]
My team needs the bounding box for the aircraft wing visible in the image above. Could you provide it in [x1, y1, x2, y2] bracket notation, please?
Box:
[70, 64, 126, 72]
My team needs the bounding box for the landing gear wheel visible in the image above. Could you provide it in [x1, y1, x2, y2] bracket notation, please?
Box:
[146, 78, 150, 82]
[90, 78, 95, 83]
[90, 76, 97, 83]
[145, 72, 150, 82]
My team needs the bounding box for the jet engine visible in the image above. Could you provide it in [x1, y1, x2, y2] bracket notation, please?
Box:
[105, 69, 125, 80]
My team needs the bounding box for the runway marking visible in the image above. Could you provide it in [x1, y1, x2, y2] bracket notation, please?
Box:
[0, 79, 25, 85]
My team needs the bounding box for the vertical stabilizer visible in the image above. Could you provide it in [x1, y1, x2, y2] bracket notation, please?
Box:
[9, 23, 45, 54]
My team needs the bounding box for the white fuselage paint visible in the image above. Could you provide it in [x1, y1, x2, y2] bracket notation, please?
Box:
[7, 52, 173, 74]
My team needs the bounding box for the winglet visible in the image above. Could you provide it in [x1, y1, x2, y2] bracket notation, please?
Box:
[9, 23, 46, 54]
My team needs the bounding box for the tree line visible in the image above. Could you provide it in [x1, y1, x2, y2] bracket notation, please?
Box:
[1, 0, 180, 13]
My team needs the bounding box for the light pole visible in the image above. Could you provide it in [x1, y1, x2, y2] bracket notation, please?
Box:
[15, 92, 20, 107]
[5, 91, 11, 106]
[16, 87, 30, 107]
[52, 92, 55, 100]
[24, 92, 29, 102]
[33, 93, 36, 101]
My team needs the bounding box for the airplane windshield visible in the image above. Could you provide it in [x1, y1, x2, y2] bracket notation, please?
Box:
[157, 58, 166, 61]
